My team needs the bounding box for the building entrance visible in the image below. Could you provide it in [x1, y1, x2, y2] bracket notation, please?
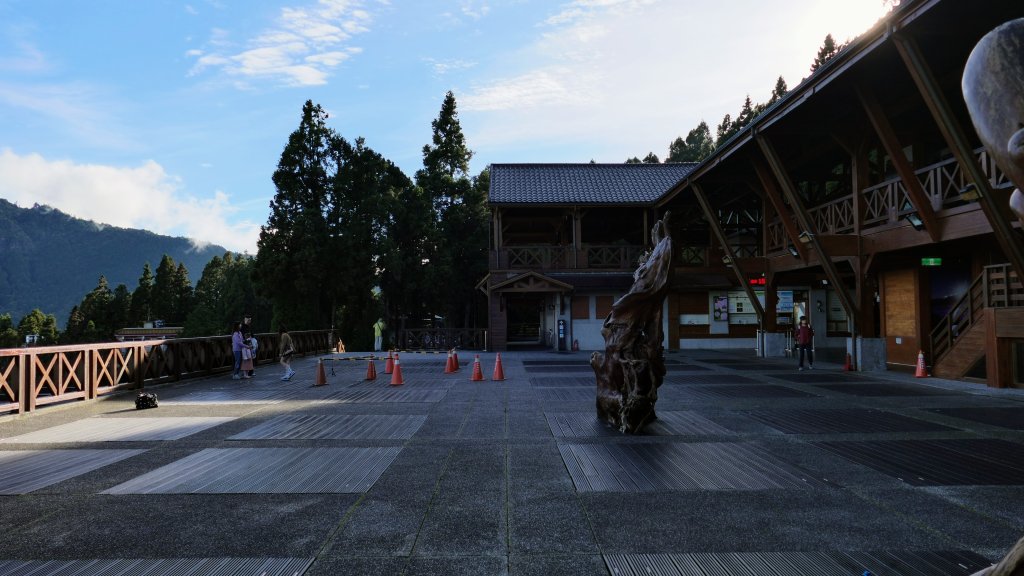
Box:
[506, 295, 545, 344]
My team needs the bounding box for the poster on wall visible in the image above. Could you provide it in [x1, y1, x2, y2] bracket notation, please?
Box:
[713, 295, 728, 321]
[777, 290, 794, 313]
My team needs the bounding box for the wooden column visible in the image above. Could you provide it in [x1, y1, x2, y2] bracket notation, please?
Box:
[692, 183, 765, 324]
[894, 33, 1024, 285]
[751, 155, 809, 261]
[756, 134, 859, 330]
[856, 83, 941, 241]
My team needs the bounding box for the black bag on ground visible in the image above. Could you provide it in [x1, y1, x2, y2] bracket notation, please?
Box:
[135, 392, 158, 409]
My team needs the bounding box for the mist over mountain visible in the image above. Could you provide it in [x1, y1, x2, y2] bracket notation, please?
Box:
[0, 198, 228, 326]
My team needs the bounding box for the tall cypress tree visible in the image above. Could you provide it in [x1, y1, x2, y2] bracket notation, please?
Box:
[255, 100, 337, 330]
[415, 92, 487, 330]
[129, 262, 154, 326]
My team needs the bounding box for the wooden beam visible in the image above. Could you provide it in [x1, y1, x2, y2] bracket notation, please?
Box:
[691, 182, 765, 324]
[755, 134, 860, 330]
[751, 155, 808, 261]
[856, 82, 941, 242]
[893, 32, 1024, 286]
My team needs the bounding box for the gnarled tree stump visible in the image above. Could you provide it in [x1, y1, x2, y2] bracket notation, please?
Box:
[591, 213, 672, 434]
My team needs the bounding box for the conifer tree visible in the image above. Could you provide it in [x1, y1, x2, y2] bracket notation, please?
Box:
[129, 262, 154, 326]
[811, 33, 839, 72]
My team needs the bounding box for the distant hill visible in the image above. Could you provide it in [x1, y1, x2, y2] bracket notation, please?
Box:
[0, 198, 228, 326]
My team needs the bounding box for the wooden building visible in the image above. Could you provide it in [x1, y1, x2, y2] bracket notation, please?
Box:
[485, 0, 1024, 388]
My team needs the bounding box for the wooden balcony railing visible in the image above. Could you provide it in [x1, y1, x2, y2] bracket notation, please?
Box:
[503, 245, 571, 269]
[585, 245, 644, 269]
[0, 330, 331, 415]
[930, 264, 1024, 363]
[767, 147, 1009, 253]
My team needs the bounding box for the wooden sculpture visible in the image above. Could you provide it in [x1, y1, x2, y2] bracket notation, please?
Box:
[591, 212, 672, 433]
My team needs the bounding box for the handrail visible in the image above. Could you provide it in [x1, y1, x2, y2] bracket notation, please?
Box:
[929, 264, 1022, 364]
[0, 329, 332, 415]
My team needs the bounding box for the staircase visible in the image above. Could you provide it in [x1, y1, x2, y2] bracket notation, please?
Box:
[930, 264, 1024, 380]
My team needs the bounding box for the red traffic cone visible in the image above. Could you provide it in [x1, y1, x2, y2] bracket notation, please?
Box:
[385, 351, 394, 374]
[315, 358, 327, 386]
[452, 350, 460, 370]
[390, 354, 404, 386]
[915, 350, 928, 378]
[491, 353, 505, 381]
[843, 353, 853, 372]
[366, 358, 377, 380]
[470, 354, 484, 381]
[444, 350, 456, 373]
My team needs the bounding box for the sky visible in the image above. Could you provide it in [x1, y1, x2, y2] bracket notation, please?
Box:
[0, 0, 892, 255]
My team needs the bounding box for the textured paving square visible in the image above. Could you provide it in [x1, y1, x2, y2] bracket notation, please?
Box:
[320, 388, 447, 403]
[547, 411, 732, 438]
[162, 390, 299, 404]
[814, 439, 1024, 486]
[746, 408, 958, 434]
[0, 558, 314, 576]
[925, 407, 1024, 430]
[0, 449, 146, 494]
[559, 442, 821, 491]
[684, 385, 818, 399]
[103, 446, 402, 494]
[603, 550, 991, 576]
[0, 417, 235, 443]
[812, 382, 963, 397]
[229, 414, 427, 440]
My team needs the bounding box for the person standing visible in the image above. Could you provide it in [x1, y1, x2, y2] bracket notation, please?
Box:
[279, 325, 296, 381]
[239, 313, 256, 377]
[240, 333, 254, 379]
[373, 318, 385, 352]
[231, 322, 245, 379]
[796, 315, 814, 371]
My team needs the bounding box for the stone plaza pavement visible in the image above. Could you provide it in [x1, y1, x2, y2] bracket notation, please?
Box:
[1, 349, 1023, 575]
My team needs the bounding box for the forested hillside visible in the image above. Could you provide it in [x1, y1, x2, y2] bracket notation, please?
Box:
[0, 199, 226, 325]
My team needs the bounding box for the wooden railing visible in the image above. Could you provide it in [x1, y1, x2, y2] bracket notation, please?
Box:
[586, 244, 644, 269]
[930, 265, 1024, 362]
[0, 330, 332, 415]
[398, 329, 487, 351]
[766, 147, 1009, 254]
[504, 245, 571, 269]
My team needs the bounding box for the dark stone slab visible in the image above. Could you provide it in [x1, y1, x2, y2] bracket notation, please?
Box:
[770, 372, 878, 383]
[663, 374, 759, 385]
[813, 383, 964, 397]
[686, 385, 818, 399]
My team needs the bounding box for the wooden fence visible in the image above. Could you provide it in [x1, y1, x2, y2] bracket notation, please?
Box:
[0, 330, 332, 415]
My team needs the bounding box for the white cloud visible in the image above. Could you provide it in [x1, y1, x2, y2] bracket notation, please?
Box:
[0, 148, 259, 253]
[187, 0, 375, 87]
[461, 0, 890, 164]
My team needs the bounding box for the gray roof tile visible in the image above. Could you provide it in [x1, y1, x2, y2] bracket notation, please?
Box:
[489, 163, 697, 205]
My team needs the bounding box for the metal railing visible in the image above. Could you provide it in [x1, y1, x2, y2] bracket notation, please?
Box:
[0, 330, 332, 415]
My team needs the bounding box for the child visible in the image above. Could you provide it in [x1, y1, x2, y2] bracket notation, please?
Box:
[796, 315, 814, 371]
[240, 333, 254, 379]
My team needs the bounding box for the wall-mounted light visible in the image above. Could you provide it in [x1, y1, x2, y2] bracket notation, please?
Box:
[721, 255, 733, 266]
[798, 231, 814, 244]
[959, 183, 980, 202]
[787, 244, 800, 258]
[905, 212, 925, 231]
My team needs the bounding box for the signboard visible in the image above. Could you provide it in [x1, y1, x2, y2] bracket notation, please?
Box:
[713, 295, 728, 321]
[921, 257, 942, 266]
[776, 290, 794, 314]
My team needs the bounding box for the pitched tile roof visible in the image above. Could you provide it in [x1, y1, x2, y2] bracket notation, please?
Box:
[489, 163, 697, 205]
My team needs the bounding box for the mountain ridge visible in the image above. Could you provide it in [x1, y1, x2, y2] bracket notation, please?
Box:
[0, 198, 228, 326]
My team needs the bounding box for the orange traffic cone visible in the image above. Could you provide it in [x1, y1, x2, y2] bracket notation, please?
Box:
[452, 350, 460, 370]
[491, 353, 505, 381]
[385, 351, 394, 374]
[843, 353, 853, 372]
[444, 350, 456, 373]
[915, 350, 928, 378]
[390, 354, 404, 386]
[315, 358, 327, 386]
[366, 358, 377, 380]
[470, 354, 484, 381]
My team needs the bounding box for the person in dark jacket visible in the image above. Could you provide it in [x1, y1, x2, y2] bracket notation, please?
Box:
[796, 315, 814, 370]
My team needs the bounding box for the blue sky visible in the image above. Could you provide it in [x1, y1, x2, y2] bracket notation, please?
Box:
[0, 0, 890, 254]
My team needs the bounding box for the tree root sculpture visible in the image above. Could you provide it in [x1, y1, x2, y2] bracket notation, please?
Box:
[591, 212, 673, 434]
